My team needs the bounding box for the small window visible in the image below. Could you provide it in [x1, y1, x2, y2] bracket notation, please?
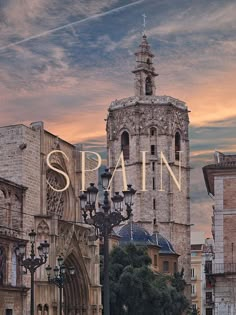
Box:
[0, 247, 6, 285]
[175, 132, 181, 161]
[206, 308, 213, 315]
[191, 284, 196, 294]
[121, 131, 129, 160]
[37, 304, 43, 315]
[152, 178, 155, 190]
[152, 162, 155, 171]
[153, 198, 156, 210]
[163, 261, 169, 272]
[154, 255, 157, 267]
[206, 292, 212, 304]
[151, 145, 156, 155]
[191, 268, 195, 279]
[145, 76, 153, 95]
[150, 127, 156, 137]
[43, 304, 49, 315]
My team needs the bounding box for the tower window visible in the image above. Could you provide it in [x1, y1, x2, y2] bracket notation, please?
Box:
[150, 127, 156, 137]
[153, 198, 156, 210]
[152, 178, 155, 190]
[145, 76, 153, 95]
[151, 145, 156, 155]
[152, 162, 155, 171]
[121, 131, 130, 160]
[175, 132, 181, 161]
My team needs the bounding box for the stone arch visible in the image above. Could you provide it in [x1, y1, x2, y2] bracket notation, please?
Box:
[63, 248, 90, 315]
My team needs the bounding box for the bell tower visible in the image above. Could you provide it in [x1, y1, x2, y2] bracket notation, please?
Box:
[132, 34, 158, 96]
[106, 34, 191, 297]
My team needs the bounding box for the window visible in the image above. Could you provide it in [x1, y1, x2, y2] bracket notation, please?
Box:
[5, 310, 13, 315]
[121, 131, 130, 160]
[150, 127, 156, 137]
[205, 260, 212, 274]
[152, 178, 155, 190]
[191, 284, 196, 295]
[152, 162, 155, 171]
[163, 261, 169, 272]
[43, 304, 49, 315]
[191, 268, 195, 279]
[175, 132, 181, 160]
[153, 198, 156, 210]
[37, 304, 43, 315]
[150, 145, 156, 155]
[0, 247, 6, 285]
[206, 309, 213, 315]
[192, 304, 197, 311]
[154, 255, 157, 267]
[145, 76, 153, 95]
[206, 292, 213, 304]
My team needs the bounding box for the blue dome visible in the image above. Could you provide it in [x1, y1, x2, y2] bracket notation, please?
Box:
[118, 222, 154, 245]
[151, 233, 177, 255]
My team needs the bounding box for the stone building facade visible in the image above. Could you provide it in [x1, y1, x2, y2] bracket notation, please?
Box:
[203, 151, 236, 315]
[0, 122, 101, 315]
[191, 232, 214, 315]
[106, 34, 191, 293]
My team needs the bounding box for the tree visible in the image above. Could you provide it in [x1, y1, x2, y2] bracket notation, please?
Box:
[101, 244, 190, 315]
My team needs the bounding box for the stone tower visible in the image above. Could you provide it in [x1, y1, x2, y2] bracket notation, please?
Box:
[106, 34, 191, 289]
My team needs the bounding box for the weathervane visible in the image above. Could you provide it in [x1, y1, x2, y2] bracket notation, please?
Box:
[142, 13, 147, 35]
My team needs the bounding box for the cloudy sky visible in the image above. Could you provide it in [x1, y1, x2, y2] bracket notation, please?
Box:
[0, 0, 236, 236]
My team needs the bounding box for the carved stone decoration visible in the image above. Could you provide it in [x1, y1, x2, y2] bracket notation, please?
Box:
[37, 219, 49, 236]
[46, 169, 65, 218]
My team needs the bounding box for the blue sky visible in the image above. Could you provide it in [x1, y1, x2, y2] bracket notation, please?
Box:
[0, 0, 236, 235]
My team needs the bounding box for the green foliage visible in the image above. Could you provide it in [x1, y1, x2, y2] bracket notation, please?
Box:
[102, 244, 190, 315]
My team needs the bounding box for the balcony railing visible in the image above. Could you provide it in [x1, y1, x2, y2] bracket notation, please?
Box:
[205, 263, 236, 275]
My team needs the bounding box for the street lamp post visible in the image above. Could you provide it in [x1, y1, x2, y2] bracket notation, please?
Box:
[46, 256, 75, 315]
[79, 169, 136, 315]
[16, 230, 50, 315]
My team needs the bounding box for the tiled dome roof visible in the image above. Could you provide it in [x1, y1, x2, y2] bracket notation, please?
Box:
[151, 233, 177, 255]
[118, 222, 154, 246]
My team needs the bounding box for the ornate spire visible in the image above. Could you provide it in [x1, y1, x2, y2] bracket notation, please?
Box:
[132, 34, 158, 97]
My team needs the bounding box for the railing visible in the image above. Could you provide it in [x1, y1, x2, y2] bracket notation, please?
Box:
[205, 263, 236, 275]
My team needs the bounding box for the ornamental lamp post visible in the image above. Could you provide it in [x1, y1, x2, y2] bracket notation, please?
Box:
[15, 230, 50, 315]
[46, 256, 75, 315]
[79, 169, 136, 315]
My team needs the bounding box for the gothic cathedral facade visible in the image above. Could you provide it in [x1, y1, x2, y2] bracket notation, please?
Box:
[106, 34, 191, 290]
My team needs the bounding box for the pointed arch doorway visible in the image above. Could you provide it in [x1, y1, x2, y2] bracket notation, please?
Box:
[63, 251, 90, 315]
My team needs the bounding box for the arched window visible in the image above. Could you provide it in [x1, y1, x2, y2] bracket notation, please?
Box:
[150, 127, 157, 137]
[175, 132, 181, 161]
[37, 304, 43, 315]
[0, 247, 6, 285]
[121, 131, 129, 160]
[43, 304, 49, 315]
[145, 76, 153, 95]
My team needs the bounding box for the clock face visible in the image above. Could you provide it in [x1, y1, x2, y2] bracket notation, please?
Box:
[46, 169, 66, 218]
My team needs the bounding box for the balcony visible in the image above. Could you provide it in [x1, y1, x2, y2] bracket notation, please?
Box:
[205, 263, 236, 275]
